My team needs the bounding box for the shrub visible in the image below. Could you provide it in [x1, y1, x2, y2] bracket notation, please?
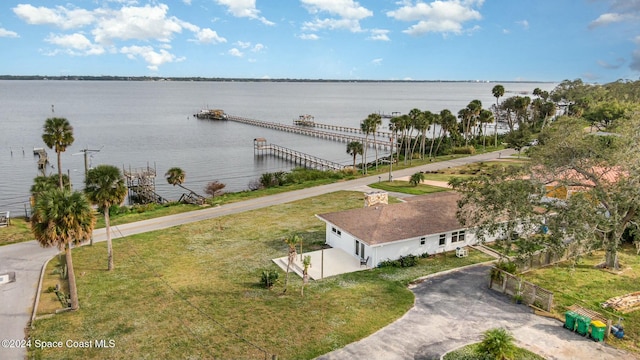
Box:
[451, 146, 476, 155]
[260, 269, 279, 289]
[496, 260, 517, 274]
[377, 254, 419, 268]
[477, 328, 516, 360]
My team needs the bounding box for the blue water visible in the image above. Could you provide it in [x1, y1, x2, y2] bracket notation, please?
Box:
[0, 80, 555, 213]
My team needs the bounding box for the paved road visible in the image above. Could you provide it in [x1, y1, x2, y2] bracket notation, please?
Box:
[0, 150, 514, 360]
[318, 264, 636, 360]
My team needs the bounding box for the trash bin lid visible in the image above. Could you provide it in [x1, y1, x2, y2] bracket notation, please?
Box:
[591, 320, 606, 328]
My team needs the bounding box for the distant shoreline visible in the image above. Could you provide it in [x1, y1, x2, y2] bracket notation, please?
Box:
[0, 75, 554, 83]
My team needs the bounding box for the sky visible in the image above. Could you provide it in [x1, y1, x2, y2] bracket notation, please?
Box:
[1, 0, 639, 83]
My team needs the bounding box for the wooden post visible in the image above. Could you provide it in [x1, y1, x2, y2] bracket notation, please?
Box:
[321, 248, 324, 280]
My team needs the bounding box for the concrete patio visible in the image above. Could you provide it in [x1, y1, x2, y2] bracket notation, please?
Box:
[272, 247, 368, 280]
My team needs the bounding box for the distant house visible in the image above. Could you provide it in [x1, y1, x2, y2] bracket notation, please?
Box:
[316, 192, 492, 268]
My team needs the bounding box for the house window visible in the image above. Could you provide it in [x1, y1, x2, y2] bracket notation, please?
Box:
[355, 240, 360, 256]
[438, 234, 446, 246]
[452, 230, 466, 243]
[420, 237, 426, 246]
[332, 227, 341, 236]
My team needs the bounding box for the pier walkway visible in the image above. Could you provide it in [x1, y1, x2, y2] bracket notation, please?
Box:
[253, 138, 347, 171]
[293, 117, 392, 138]
[228, 115, 392, 150]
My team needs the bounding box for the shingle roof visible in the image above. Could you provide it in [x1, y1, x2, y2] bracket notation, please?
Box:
[316, 192, 464, 246]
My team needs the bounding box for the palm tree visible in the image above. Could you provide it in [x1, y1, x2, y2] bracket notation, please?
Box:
[492, 85, 505, 147]
[42, 117, 75, 189]
[165, 167, 186, 189]
[31, 174, 70, 201]
[479, 109, 494, 149]
[283, 234, 301, 294]
[31, 188, 95, 310]
[366, 113, 382, 170]
[359, 119, 371, 174]
[409, 172, 424, 186]
[84, 165, 127, 270]
[428, 112, 441, 159]
[435, 109, 457, 155]
[346, 141, 364, 170]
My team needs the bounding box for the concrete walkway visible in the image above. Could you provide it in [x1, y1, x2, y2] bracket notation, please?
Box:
[273, 248, 367, 280]
[0, 149, 516, 360]
[317, 264, 636, 360]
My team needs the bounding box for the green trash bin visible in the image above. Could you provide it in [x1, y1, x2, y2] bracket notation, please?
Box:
[576, 315, 592, 336]
[590, 320, 606, 342]
[564, 311, 578, 331]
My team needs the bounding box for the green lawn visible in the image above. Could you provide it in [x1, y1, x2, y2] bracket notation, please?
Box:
[29, 191, 493, 360]
[522, 245, 640, 354]
[368, 180, 449, 195]
[0, 217, 33, 245]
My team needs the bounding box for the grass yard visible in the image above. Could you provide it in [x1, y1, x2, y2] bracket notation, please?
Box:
[421, 158, 527, 183]
[0, 217, 32, 245]
[522, 244, 640, 354]
[29, 191, 493, 360]
[368, 180, 449, 195]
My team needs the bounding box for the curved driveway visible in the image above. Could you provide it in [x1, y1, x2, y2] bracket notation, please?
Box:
[0, 150, 515, 360]
[318, 265, 635, 360]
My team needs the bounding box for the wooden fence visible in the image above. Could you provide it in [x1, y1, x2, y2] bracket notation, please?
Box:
[489, 267, 554, 312]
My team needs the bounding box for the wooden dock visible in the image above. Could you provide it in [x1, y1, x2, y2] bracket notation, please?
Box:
[227, 115, 392, 150]
[254, 138, 347, 171]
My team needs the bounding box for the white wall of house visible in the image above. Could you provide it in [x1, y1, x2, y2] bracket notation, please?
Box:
[371, 228, 477, 266]
[323, 222, 498, 268]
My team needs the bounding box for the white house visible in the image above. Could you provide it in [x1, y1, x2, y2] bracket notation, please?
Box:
[316, 191, 492, 268]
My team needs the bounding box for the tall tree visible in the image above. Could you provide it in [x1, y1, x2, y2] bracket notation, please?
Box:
[492, 85, 505, 148]
[359, 119, 371, 174]
[42, 117, 75, 189]
[84, 165, 127, 270]
[365, 113, 382, 170]
[434, 109, 457, 155]
[428, 111, 440, 159]
[346, 141, 364, 170]
[452, 115, 640, 270]
[479, 109, 495, 149]
[31, 188, 95, 310]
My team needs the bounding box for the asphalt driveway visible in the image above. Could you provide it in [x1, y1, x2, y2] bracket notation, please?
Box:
[318, 264, 635, 360]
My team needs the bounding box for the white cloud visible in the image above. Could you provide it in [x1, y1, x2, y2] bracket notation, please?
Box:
[120, 45, 184, 71]
[183, 0, 192, 4]
[45, 33, 105, 55]
[301, 0, 373, 33]
[13, 3, 227, 71]
[589, 13, 636, 29]
[0, 28, 19, 38]
[13, 4, 96, 30]
[369, 29, 390, 41]
[215, 0, 274, 25]
[371, 58, 383, 65]
[193, 28, 226, 44]
[236, 41, 251, 49]
[252, 43, 265, 52]
[387, 0, 483, 36]
[92, 4, 183, 44]
[299, 33, 320, 40]
[516, 20, 529, 30]
[228, 48, 243, 57]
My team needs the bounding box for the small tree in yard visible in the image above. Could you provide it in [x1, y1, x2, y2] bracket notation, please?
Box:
[283, 234, 301, 294]
[477, 327, 516, 360]
[409, 172, 425, 186]
[204, 181, 225, 198]
[301, 255, 311, 296]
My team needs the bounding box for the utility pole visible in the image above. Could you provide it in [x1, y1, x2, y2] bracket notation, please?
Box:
[74, 147, 101, 177]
